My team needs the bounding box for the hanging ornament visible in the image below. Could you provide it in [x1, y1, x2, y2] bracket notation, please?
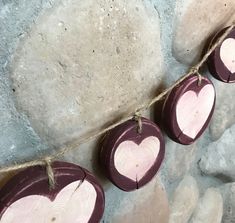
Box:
[0, 161, 105, 223]
[100, 117, 165, 192]
[162, 75, 216, 145]
[207, 26, 235, 82]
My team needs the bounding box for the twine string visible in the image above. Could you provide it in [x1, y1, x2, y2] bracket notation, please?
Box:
[0, 22, 234, 175]
[190, 66, 202, 86]
[44, 157, 55, 189]
[134, 112, 143, 134]
[196, 71, 202, 86]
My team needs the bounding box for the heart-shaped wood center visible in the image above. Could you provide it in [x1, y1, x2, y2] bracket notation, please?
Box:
[0, 180, 97, 223]
[176, 84, 215, 139]
[114, 136, 160, 181]
[220, 38, 235, 73]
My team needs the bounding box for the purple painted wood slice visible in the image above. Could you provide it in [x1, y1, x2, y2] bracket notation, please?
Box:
[0, 161, 105, 223]
[162, 75, 216, 145]
[100, 118, 165, 192]
[207, 26, 235, 82]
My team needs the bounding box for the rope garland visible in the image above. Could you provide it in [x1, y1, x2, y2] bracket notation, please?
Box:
[0, 22, 234, 179]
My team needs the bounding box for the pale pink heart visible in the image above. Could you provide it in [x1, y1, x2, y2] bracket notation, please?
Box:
[0, 180, 97, 223]
[220, 38, 235, 73]
[176, 84, 215, 139]
[114, 136, 160, 181]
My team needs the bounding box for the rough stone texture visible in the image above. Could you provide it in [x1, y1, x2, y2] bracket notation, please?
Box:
[190, 188, 223, 223]
[0, 0, 168, 222]
[169, 175, 199, 223]
[220, 183, 235, 223]
[0, 0, 55, 166]
[173, 0, 235, 65]
[199, 124, 235, 181]
[10, 0, 163, 147]
[1, 0, 235, 222]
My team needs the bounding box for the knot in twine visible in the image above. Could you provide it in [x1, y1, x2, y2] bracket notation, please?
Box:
[0, 21, 234, 184]
[44, 157, 55, 189]
[190, 66, 202, 86]
[133, 112, 143, 134]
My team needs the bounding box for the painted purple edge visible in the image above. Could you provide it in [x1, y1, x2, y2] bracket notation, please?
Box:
[207, 26, 235, 83]
[162, 75, 216, 145]
[0, 161, 105, 223]
[100, 118, 165, 192]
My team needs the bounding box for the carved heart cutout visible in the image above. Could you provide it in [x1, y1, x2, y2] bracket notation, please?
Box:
[100, 117, 165, 191]
[220, 38, 235, 73]
[176, 84, 215, 139]
[0, 162, 105, 223]
[114, 136, 160, 181]
[206, 26, 235, 82]
[0, 180, 96, 223]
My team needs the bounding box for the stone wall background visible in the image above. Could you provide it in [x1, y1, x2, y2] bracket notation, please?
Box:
[1, 0, 235, 222]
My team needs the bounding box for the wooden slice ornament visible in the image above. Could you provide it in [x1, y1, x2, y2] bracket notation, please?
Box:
[162, 75, 216, 145]
[0, 161, 105, 223]
[207, 26, 235, 82]
[100, 117, 165, 192]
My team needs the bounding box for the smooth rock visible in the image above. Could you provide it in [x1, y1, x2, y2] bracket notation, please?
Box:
[165, 140, 197, 182]
[173, 0, 235, 64]
[110, 179, 169, 223]
[209, 80, 235, 141]
[111, 178, 169, 223]
[169, 175, 199, 223]
[190, 188, 223, 223]
[220, 183, 235, 223]
[199, 124, 235, 181]
[92, 176, 170, 222]
[10, 0, 163, 147]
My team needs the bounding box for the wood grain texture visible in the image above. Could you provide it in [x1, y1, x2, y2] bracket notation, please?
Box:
[100, 118, 165, 191]
[162, 75, 216, 145]
[0, 162, 105, 223]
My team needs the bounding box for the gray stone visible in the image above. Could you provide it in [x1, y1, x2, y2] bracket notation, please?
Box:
[1, 0, 235, 222]
[0, 0, 53, 166]
[110, 178, 169, 223]
[220, 183, 235, 223]
[164, 140, 197, 182]
[173, 0, 235, 65]
[190, 188, 223, 223]
[10, 0, 163, 148]
[169, 175, 199, 223]
[199, 124, 235, 181]
[209, 80, 235, 141]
